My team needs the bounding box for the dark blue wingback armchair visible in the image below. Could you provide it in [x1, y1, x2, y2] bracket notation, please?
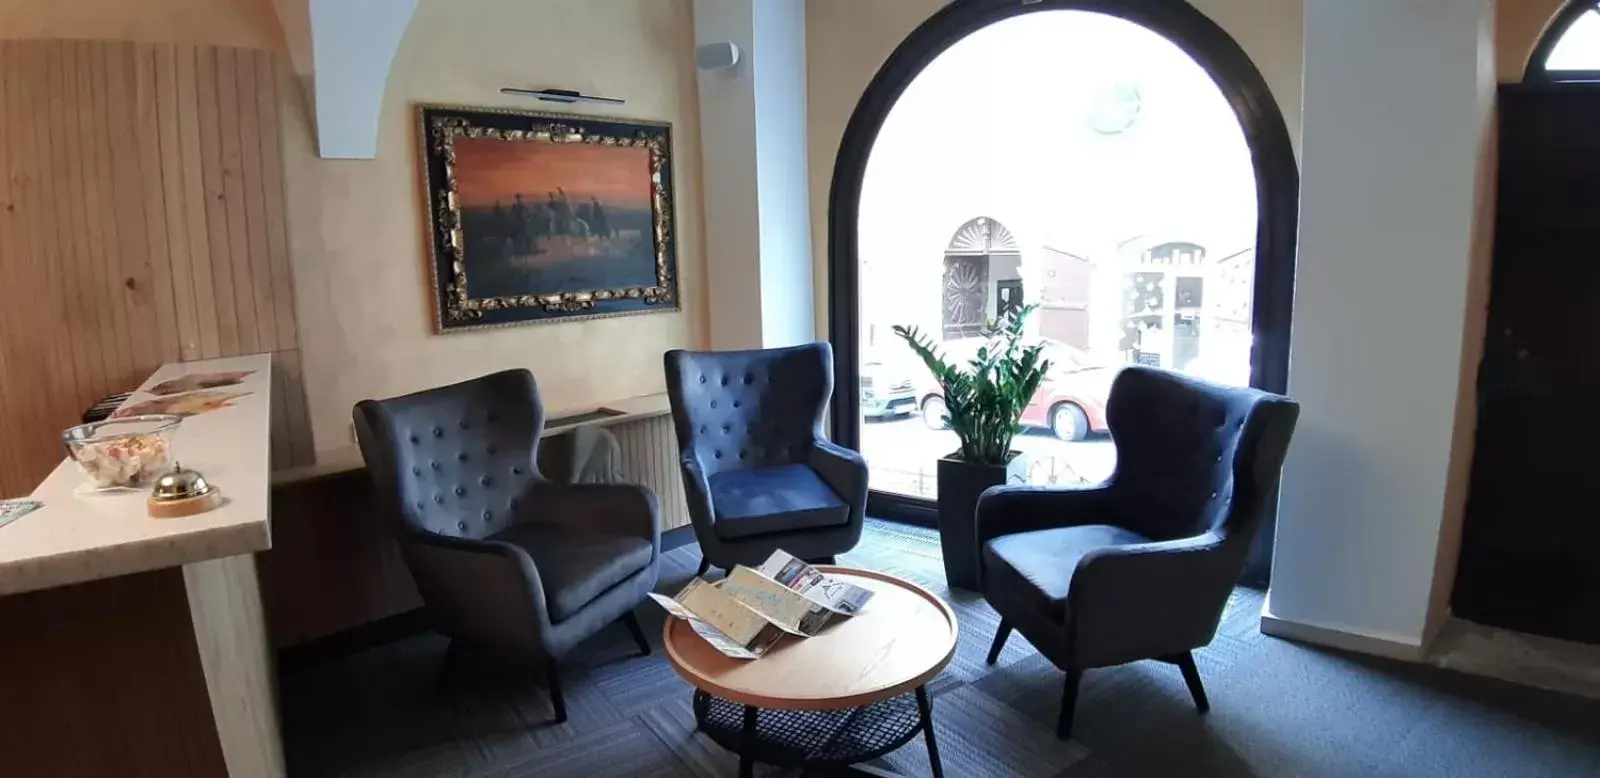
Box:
[977, 366, 1298, 740]
[353, 370, 659, 724]
[664, 343, 868, 574]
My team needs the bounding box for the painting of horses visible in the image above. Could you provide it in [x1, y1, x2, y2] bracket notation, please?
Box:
[419, 105, 679, 331]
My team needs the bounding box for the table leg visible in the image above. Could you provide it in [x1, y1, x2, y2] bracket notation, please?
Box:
[915, 686, 943, 778]
[692, 689, 709, 730]
[740, 704, 758, 778]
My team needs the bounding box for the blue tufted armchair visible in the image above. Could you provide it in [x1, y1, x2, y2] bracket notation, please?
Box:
[353, 369, 660, 724]
[977, 366, 1298, 740]
[664, 343, 869, 574]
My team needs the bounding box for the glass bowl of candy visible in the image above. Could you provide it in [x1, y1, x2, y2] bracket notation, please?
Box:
[62, 415, 182, 490]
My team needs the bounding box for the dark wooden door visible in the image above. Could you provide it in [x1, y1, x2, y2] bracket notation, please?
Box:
[1453, 84, 1600, 644]
[942, 255, 989, 340]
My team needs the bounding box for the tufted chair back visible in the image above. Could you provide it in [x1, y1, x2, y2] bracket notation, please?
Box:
[663, 343, 833, 476]
[1105, 366, 1297, 545]
[354, 369, 545, 541]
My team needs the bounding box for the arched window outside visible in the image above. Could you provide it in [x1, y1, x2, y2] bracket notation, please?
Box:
[1529, 1, 1600, 81]
[942, 218, 1022, 340]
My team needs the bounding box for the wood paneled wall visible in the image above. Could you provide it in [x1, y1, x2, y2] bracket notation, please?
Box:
[0, 40, 310, 496]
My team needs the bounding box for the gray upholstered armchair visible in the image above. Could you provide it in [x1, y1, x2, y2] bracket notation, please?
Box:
[664, 343, 868, 574]
[977, 366, 1298, 739]
[353, 369, 660, 724]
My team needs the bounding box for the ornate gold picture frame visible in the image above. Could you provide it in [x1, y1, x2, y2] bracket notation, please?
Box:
[418, 104, 679, 331]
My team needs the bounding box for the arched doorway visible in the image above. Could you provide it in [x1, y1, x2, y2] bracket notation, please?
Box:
[1454, 0, 1600, 644]
[941, 217, 1022, 340]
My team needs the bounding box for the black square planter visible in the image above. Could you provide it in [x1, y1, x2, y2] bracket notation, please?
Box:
[936, 452, 1028, 590]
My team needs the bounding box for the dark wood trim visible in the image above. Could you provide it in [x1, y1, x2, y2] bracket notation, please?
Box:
[277, 609, 431, 670]
[1524, 1, 1598, 83]
[827, 0, 1301, 526]
[661, 523, 699, 554]
[868, 490, 938, 528]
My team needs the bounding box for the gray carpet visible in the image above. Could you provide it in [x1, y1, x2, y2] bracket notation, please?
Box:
[280, 520, 1600, 777]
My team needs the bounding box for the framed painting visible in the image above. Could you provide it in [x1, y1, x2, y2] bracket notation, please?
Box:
[418, 104, 679, 331]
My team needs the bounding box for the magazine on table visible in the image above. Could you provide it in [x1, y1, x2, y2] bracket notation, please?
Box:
[648, 549, 876, 659]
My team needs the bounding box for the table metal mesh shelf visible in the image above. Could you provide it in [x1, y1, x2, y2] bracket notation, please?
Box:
[693, 690, 925, 768]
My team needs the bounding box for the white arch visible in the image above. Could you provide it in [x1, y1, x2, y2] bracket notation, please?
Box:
[304, 0, 419, 159]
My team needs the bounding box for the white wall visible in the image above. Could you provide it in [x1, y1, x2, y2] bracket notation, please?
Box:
[1269, 0, 1496, 649]
[695, 0, 813, 349]
[694, 0, 764, 350]
[308, 0, 416, 158]
[751, 0, 815, 348]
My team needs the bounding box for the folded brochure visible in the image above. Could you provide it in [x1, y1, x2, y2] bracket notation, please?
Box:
[0, 499, 41, 531]
[649, 549, 875, 659]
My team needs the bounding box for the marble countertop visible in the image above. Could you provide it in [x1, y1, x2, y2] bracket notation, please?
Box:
[0, 355, 274, 596]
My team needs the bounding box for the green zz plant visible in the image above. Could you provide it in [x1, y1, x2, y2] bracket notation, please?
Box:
[893, 305, 1051, 466]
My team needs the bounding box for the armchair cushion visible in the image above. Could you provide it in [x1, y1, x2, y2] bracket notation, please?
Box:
[489, 522, 652, 622]
[983, 524, 1150, 620]
[709, 464, 850, 540]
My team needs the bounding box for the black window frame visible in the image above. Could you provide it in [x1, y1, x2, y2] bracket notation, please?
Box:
[825, 0, 1301, 527]
[1525, 0, 1600, 84]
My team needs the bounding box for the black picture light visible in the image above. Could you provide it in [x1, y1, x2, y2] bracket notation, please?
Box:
[499, 87, 625, 106]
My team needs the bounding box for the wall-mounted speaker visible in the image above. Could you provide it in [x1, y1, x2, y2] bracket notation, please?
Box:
[696, 41, 741, 72]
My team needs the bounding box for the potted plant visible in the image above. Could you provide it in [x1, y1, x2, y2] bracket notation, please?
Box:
[894, 305, 1050, 590]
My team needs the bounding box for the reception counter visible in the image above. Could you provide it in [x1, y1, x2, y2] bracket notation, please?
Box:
[0, 355, 283, 777]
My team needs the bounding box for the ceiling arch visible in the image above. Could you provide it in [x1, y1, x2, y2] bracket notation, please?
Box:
[270, 0, 418, 159]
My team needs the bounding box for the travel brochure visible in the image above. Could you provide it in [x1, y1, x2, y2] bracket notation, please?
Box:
[0, 499, 41, 531]
[649, 550, 875, 659]
[110, 370, 258, 419]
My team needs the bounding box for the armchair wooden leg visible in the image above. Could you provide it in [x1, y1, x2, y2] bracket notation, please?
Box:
[1057, 669, 1081, 740]
[696, 557, 711, 577]
[1173, 651, 1210, 713]
[622, 611, 651, 657]
[986, 620, 1012, 665]
[546, 657, 567, 724]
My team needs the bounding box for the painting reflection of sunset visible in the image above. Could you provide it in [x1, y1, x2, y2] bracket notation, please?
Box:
[453, 139, 651, 209]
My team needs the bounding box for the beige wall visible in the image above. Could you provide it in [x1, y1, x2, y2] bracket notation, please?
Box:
[804, 0, 1305, 340]
[1498, 0, 1569, 81]
[281, 0, 707, 454]
[5, 0, 1577, 461]
[0, 0, 285, 49]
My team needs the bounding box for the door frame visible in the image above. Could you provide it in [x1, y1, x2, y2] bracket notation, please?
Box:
[826, 0, 1301, 534]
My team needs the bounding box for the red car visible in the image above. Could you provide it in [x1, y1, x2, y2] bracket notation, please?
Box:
[916, 339, 1119, 442]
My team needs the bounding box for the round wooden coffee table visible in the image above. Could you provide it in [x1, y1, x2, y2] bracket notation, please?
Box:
[663, 566, 956, 777]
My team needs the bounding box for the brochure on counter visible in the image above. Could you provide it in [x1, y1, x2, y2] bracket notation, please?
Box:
[648, 549, 875, 659]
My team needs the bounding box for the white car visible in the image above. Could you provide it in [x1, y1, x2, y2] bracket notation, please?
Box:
[861, 361, 919, 419]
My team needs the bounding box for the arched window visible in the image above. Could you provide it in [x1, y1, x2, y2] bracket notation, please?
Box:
[829, 2, 1297, 450]
[1528, 1, 1600, 81]
[828, 0, 1297, 548]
